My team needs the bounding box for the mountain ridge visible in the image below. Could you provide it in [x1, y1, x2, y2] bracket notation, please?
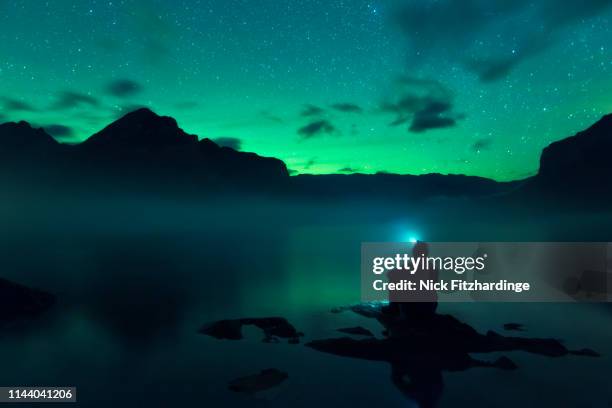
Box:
[523, 113, 612, 201]
[1, 109, 610, 202]
[0, 108, 289, 190]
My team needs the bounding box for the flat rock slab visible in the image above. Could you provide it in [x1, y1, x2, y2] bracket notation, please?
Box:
[503, 323, 526, 331]
[199, 317, 303, 344]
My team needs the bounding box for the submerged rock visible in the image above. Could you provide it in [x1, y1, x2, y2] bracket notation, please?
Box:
[503, 323, 526, 331]
[337, 326, 374, 337]
[0, 278, 55, 324]
[331, 302, 383, 318]
[199, 317, 303, 344]
[570, 348, 600, 357]
[228, 368, 288, 395]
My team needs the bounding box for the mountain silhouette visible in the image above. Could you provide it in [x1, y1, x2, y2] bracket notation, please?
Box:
[0, 121, 60, 158]
[536, 114, 612, 193]
[0, 121, 65, 184]
[292, 172, 519, 200]
[0, 109, 288, 192]
[75, 109, 289, 189]
[522, 113, 612, 204]
[81, 108, 198, 150]
[1, 109, 611, 201]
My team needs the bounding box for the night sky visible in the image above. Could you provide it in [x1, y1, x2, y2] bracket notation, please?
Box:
[1, 0, 611, 181]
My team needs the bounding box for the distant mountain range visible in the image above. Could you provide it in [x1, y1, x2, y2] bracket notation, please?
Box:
[1, 108, 610, 202]
[0, 109, 288, 192]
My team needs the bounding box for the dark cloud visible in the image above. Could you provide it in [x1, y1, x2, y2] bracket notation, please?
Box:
[297, 120, 336, 139]
[2, 97, 37, 112]
[410, 115, 456, 133]
[304, 158, 317, 169]
[540, 0, 612, 28]
[468, 35, 551, 82]
[52, 91, 99, 110]
[301, 104, 325, 117]
[381, 76, 463, 133]
[43, 124, 74, 138]
[331, 103, 363, 113]
[107, 79, 143, 97]
[260, 110, 284, 123]
[393, 0, 612, 81]
[338, 166, 357, 173]
[467, 57, 520, 83]
[288, 169, 298, 175]
[472, 138, 492, 151]
[213, 137, 242, 151]
[393, 1, 515, 51]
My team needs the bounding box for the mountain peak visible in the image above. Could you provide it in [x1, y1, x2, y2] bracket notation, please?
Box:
[0, 120, 59, 151]
[67, 109, 289, 185]
[119, 107, 164, 122]
[81, 108, 198, 150]
[531, 113, 612, 198]
[539, 114, 612, 176]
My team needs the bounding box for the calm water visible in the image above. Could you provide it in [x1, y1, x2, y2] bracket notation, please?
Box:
[1, 192, 611, 407]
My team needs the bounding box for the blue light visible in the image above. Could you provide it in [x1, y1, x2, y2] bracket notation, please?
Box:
[395, 224, 420, 243]
[402, 231, 419, 243]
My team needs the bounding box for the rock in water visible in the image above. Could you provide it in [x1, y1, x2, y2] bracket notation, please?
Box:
[337, 326, 374, 337]
[199, 319, 244, 340]
[503, 323, 526, 332]
[570, 348, 600, 357]
[0, 278, 55, 324]
[228, 368, 288, 395]
[199, 317, 303, 344]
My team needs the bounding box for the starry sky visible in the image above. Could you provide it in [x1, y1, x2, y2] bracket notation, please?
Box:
[0, 0, 611, 181]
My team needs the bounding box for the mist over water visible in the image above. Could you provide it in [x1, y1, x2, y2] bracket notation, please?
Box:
[1, 190, 611, 407]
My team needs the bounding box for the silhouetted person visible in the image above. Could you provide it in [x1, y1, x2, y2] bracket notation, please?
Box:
[387, 241, 438, 322]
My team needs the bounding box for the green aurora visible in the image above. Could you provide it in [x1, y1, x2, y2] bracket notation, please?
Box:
[1, 0, 610, 181]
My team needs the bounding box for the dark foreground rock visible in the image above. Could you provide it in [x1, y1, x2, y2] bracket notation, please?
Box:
[310, 303, 599, 408]
[202, 304, 598, 407]
[199, 317, 303, 344]
[228, 368, 288, 395]
[0, 278, 55, 324]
